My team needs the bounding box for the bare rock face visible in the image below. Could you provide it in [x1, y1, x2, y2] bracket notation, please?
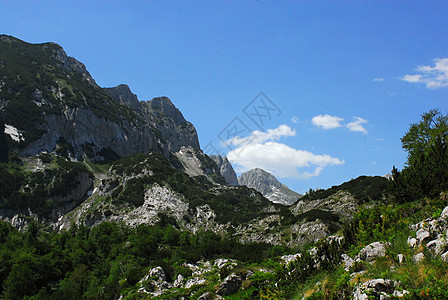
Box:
[357, 242, 389, 262]
[238, 168, 301, 205]
[210, 155, 239, 186]
[103, 84, 141, 110]
[52, 46, 99, 88]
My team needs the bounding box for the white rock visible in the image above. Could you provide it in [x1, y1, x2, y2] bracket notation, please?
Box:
[441, 206, 448, 219]
[150, 266, 166, 281]
[407, 237, 417, 248]
[393, 290, 410, 297]
[173, 274, 184, 288]
[416, 228, 430, 243]
[358, 242, 389, 262]
[309, 247, 318, 256]
[414, 253, 425, 262]
[281, 253, 301, 265]
[397, 254, 404, 264]
[341, 254, 355, 271]
[441, 251, 448, 262]
[185, 277, 206, 289]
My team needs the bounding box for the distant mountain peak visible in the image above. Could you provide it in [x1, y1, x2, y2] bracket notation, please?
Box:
[238, 168, 301, 205]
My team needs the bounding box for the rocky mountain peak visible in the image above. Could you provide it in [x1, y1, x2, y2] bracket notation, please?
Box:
[210, 155, 239, 186]
[238, 168, 301, 205]
[147, 97, 186, 123]
[103, 84, 141, 110]
[51, 46, 99, 88]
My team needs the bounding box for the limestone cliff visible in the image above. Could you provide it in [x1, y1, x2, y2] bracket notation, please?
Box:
[210, 155, 239, 186]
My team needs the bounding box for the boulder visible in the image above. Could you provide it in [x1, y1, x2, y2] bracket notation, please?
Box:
[341, 254, 355, 271]
[441, 251, 448, 262]
[426, 238, 447, 255]
[414, 253, 425, 262]
[440, 206, 448, 219]
[354, 279, 408, 299]
[173, 274, 184, 288]
[185, 277, 206, 289]
[416, 228, 430, 243]
[216, 274, 243, 296]
[281, 253, 301, 265]
[407, 237, 417, 248]
[358, 242, 389, 262]
[149, 266, 166, 281]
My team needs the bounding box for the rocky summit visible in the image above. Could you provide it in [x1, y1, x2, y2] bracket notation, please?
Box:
[238, 168, 302, 205]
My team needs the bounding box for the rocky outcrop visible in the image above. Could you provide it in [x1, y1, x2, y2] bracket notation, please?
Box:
[238, 168, 301, 205]
[216, 274, 243, 296]
[103, 84, 141, 110]
[51, 46, 99, 88]
[175, 147, 223, 181]
[354, 279, 409, 299]
[406, 206, 448, 262]
[210, 155, 239, 186]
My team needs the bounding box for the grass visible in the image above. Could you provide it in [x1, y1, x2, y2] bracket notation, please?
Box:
[83, 158, 110, 174]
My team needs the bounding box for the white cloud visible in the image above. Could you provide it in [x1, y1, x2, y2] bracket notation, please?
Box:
[224, 124, 295, 147]
[373, 77, 384, 82]
[400, 58, 448, 89]
[226, 125, 344, 179]
[346, 117, 368, 134]
[291, 116, 299, 124]
[311, 114, 344, 129]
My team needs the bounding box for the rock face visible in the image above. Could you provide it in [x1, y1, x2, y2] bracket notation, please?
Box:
[103, 84, 140, 109]
[238, 168, 301, 205]
[0, 35, 200, 162]
[210, 155, 239, 185]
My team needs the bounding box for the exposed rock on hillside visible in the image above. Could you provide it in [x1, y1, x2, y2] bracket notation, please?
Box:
[238, 168, 301, 205]
[210, 155, 239, 186]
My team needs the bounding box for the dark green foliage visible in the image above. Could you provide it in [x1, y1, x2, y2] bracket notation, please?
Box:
[279, 207, 341, 233]
[97, 147, 120, 163]
[389, 109, 448, 202]
[119, 178, 145, 207]
[302, 175, 388, 204]
[0, 220, 289, 299]
[0, 115, 8, 161]
[0, 157, 92, 216]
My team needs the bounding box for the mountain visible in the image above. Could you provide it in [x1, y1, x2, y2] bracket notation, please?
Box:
[0, 35, 199, 162]
[210, 155, 239, 186]
[238, 168, 302, 205]
[0, 36, 372, 249]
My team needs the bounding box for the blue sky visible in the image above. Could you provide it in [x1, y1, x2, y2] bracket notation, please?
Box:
[1, 1, 447, 193]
